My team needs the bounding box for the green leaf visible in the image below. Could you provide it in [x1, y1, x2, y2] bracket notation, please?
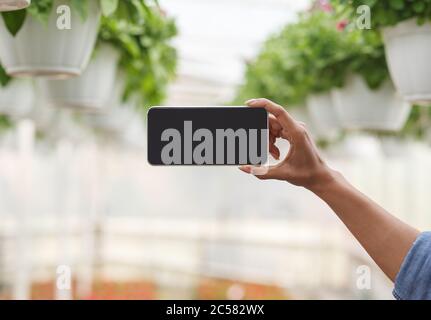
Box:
[389, 0, 404, 10]
[70, 0, 88, 20]
[0, 64, 11, 87]
[1, 10, 27, 36]
[101, 0, 119, 16]
[413, 2, 426, 13]
[27, 0, 54, 24]
[0, 115, 12, 133]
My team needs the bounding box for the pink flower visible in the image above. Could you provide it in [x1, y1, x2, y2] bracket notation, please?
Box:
[336, 19, 349, 31]
[319, 0, 333, 12]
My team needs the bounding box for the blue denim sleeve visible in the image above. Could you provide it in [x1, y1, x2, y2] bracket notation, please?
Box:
[393, 232, 431, 300]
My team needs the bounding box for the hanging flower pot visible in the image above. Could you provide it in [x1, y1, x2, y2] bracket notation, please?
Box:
[336, 2, 431, 103]
[306, 93, 340, 139]
[290, 106, 326, 142]
[0, 0, 101, 78]
[0, 79, 34, 119]
[0, 0, 30, 11]
[332, 75, 411, 131]
[86, 107, 135, 135]
[336, 133, 384, 159]
[382, 19, 431, 104]
[83, 78, 134, 134]
[38, 45, 120, 112]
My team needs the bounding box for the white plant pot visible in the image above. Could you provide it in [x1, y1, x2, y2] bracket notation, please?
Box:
[0, 79, 34, 119]
[87, 107, 135, 134]
[38, 45, 120, 111]
[336, 133, 383, 159]
[332, 76, 411, 131]
[0, 0, 100, 78]
[84, 78, 133, 134]
[383, 19, 431, 103]
[0, 0, 30, 11]
[306, 93, 340, 139]
[290, 107, 323, 141]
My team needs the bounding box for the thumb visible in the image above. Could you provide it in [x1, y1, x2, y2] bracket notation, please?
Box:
[239, 165, 282, 180]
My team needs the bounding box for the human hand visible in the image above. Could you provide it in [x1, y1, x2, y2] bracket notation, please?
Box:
[239, 98, 336, 192]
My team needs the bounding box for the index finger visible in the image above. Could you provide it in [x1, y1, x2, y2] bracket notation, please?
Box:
[245, 98, 297, 129]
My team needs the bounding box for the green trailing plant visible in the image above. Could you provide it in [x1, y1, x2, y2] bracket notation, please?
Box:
[234, 10, 389, 107]
[345, 28, 388, 89]
[233, 21, 312, 107]
[292, 11, 357, 95]
[332, 0, 431, 28]
[99, 1, 177, 108]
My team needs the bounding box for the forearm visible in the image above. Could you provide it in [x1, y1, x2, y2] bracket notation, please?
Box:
[242, 98, 421, 282]
[310, 169, 420, 282]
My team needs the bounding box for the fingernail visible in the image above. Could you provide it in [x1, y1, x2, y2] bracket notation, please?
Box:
[238, 166, 251, 173]
[245, 99, 257, 105]
[251, 165, 269, 176]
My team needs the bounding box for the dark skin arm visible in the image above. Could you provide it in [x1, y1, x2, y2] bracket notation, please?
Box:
[239, 98, 420, 281]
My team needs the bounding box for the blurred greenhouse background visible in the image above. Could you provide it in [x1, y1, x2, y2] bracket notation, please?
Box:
[0, 0, 431, 300]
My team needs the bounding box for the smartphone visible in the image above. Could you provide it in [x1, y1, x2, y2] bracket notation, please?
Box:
[147, 106, 268, 166]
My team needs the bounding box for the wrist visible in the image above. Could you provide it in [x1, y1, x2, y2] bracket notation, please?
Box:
[306, 166, 345, 196]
